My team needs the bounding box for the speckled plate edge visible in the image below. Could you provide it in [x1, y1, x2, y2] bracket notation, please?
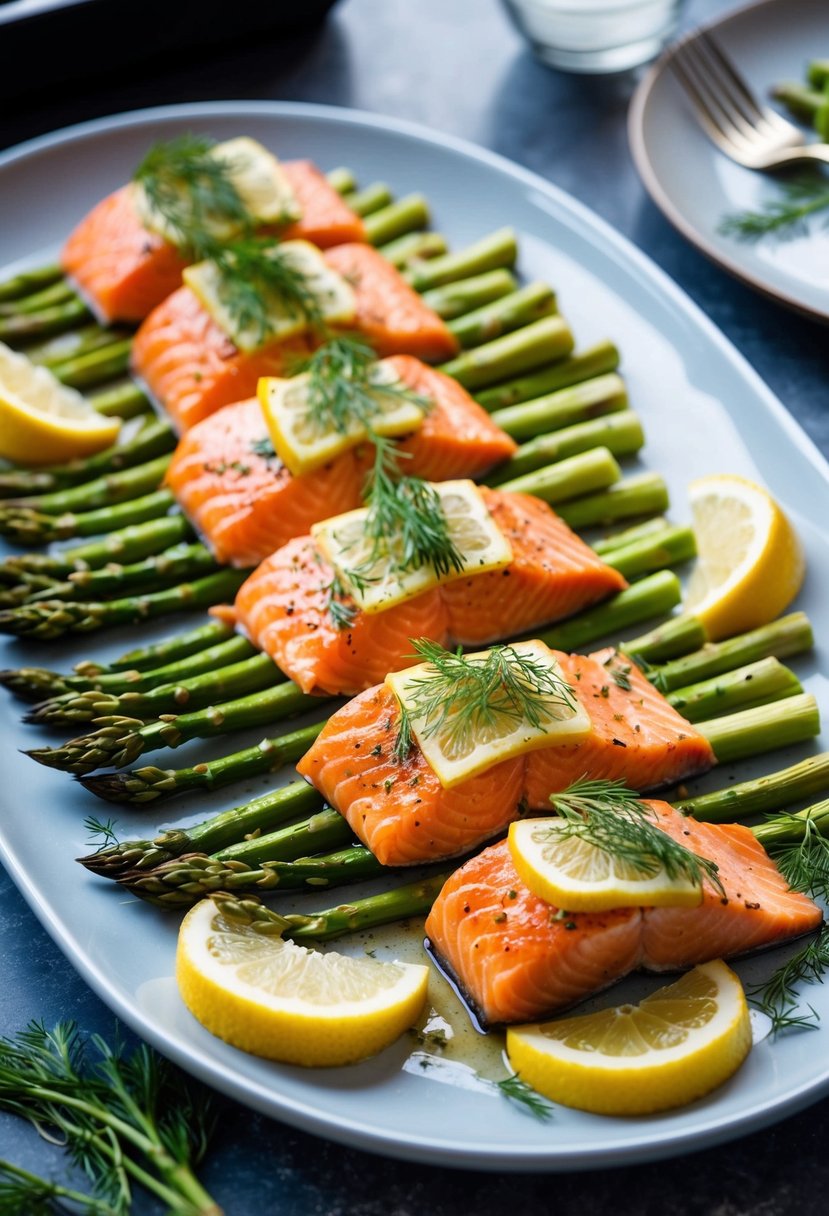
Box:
[0, 99, 828, 1171]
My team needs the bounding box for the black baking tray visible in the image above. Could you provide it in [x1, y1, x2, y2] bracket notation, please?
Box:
[0, 0, 341, 99]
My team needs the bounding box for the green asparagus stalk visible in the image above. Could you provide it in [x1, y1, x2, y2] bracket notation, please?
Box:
[1, 633, 257, 702]
[439, 316, 574, 389]
[0, 263, 63, 303]
[489, 372, 628, 441]
[0, 567, 246, 640]
[537, 571, 681, 652]
[377, 231, 448, 268]
[600, 524, 695, 580]
[406, 227, 518, 291]
[26, 651, 283, 726]
[475, 341, 621, 411]
[25, 323, 121, 368]
[700, 694, 820, 764]
[326, 166, 357, 194]
[0, 417, 175, 496]
[498, 445, 621, 502]
[557, 472, 670, 530]
[92, 616, 236, 673]
[26, 679, 324, 774]
[343, 182, 393, 217]
[422, 269, 517, 320]
[771, 81, 825, 122]
[0, 513, 193, 579]
[665, 657, 802, 724]
[676, 754, 829, 824]
[80, 775, 325, 874]
[0, 279, 77, 316]
[0, 489, 177, 545]
[35, 541, 221, 603]
[0, 296, 91, 342]
[647, 613, 814, 693]
[217, 807, 353, 866]
[752, 797, 829, 851]
[81, 722, 325, 808]
[0, 454, 171, 516]
[807, 60, 829, 89]
[88, 380, 150, 419]
[364, 194, 430, 245]
[591, 517, 673, 556]
[622, 614, 708, 664]
[52, 338, 133, 390]
[488, 411, 643, 485]
[447, 282, 557, 349]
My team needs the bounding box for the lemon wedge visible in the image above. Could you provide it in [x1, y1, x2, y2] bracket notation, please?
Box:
[134, 136, 301, 245]
[507, 960, 752, 1116]
[508, 817, 704, 912]
[313, 479, 513, 613]
[0, 342, 120, 465]
[184, 239, 355, 352]
[685, 474, 805, 641]
[387, 640, 591, 788]
[259, 360, 424, 477]
[176, 897, 429, 1067]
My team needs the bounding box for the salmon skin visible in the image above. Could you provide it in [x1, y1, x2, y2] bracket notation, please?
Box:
[234, 493, 626, 696]
[296, 648, 714, 867]
[424, 804, 823, 1026]
[165, 357, 516, 567]
[60, 162, 364, 326]
[132, 246, 458, 432]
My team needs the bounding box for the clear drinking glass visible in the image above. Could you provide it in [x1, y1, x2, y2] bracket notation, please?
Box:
[500, 0, 686, 73]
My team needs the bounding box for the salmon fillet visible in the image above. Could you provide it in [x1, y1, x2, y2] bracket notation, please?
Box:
[425, 805, 823, 1025]
[234, 493, 626, 696]
[61, 185, 188, 325]
[133, 253, 457, 431]
[278, 161, 366, 247]
[296, 649, 714, 866]
[165, 357, 517, 564]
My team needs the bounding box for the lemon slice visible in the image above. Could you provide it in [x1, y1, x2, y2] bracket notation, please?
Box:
[259, 360, 425, 477]
[134, 137, 301, 245]
[0, 342, 120, 465]
[312, 479, 513, 614]
[507, 960, 752, 1116]
[184, 239, 355, 352]
[177, 897, 429, 1067]
[685, 474, 805, 641]
[386, 640, 592, 788]
[508, 817, 704, 912]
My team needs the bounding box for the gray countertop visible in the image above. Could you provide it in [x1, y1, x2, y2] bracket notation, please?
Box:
[1, 0, 828, 1210]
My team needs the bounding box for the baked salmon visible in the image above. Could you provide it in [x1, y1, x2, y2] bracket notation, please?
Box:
[61, 162, 364, 325]
[165, 357, 516, 566]
[296, 648, 714, 866]
[234, 492, 626, 696]
[424, 804, 823, 1025]
[132, 247, 458, 431]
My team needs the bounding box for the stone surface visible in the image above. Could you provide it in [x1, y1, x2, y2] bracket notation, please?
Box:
[1, 0, 827, 1210]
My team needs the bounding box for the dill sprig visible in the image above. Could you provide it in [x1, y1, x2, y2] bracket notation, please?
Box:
[719, 173, 829, 243]
[546, 778, 726, 896]
[84, 815, 120, 849]
[493, 1073, 555, 1121]
[747, 929, 829, 1034]
[212, 237, 326, 345]
[392, 640, 578, 764]
[300, 337, 428, 434]
[134, 134, 252, 258]
[0, 1021, 218, 1214]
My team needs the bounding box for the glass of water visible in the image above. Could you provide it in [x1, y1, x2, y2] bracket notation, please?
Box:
[500, 0, 686, 73]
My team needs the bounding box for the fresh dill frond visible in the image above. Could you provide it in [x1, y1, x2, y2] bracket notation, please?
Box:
[767, 818, 829, 904]
[83, 815, 120, 849]
[719, 173, 829, 243]
[747, 926, 829, 1034]
[212, 237, 326, 345]
[393, 639, 578, 759]
[392, 701, 414, 764]
[547, 778, 725, 896]
[325, 571, 358, 632]
[494, 1073, 555, 1121]
[133, 134, 251, 258]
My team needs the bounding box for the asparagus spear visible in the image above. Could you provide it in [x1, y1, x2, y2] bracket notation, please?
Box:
[422, 269, 517, 320]
[488, 411, 644, 484]
[647, 613, 814, 692]
[536, 571, 681, 652]
[447, 282, 557, 349]
[0, 513, 193, 579]
[51, 338, 133, 390]
[26, 679, 324, 774]
[622, 614, 708, 664]
[0, 417, 175, 496]
[80, 775, 325, 873]
[665, 657, 802, 723]
[0, 567, 247, 640]
[92, 615, 236, 674]
[0, 454, 171, 516]
[26, 651, 283, 726]
[488, 372, 627, 441]
[28, 541, 222, 604]
[439, 316, 574, 389]
[364, 194, 430, 245]
[0, 296, 91, 342]
[88, 380, 150, 420]
[676, 754, 829, 824]
[557, 472, 670, 530]
[343, 182, 393, 217]
[1, 633, 257, 702]
[110, 698, 824, 909]
[325, 166, 357, 194]
[0, 263, 63, 303]
[591, 517, 673, 556]
[0, 279, 77, 316]
[377, 231, 448, 268]
[498, 445, 621, 502]
[406, 227, 518, 291]
[0, 489, 178, 546]
[475, 341, 621, 411]
[25, 322, 123, 369]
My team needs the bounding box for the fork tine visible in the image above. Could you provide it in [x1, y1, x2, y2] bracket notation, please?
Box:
[682, 38, 765, 147]
[695, 31, 794, 136]
[671, 39, 755, 155]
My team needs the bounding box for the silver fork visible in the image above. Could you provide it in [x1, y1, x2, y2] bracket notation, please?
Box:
[669, 30, 829, 170]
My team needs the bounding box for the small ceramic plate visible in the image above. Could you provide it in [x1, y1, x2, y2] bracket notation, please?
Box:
[629, 0, 829, 322]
